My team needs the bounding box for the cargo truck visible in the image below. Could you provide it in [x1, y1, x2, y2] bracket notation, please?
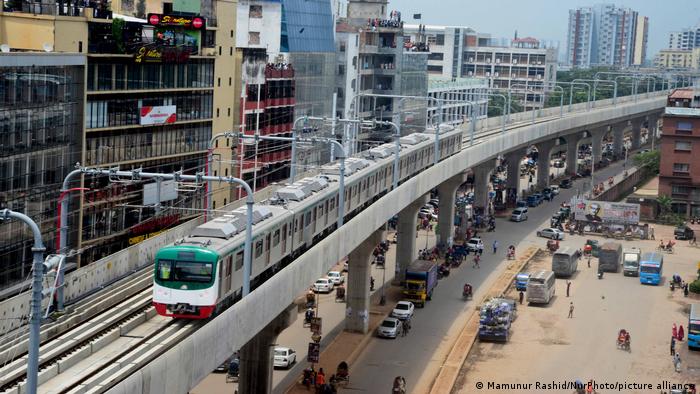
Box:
[403, 260, 438, 308]
[622, 247, 641, 276]
[598, 242, 622, 272]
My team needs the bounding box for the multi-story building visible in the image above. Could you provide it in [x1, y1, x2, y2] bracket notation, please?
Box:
[0, 0, 238, 285]
[567, 4, 648, 68]
[427, 78, 488, 126]
[653, 49, 698, 70]
[403, 25, 556, 111]
[659, 88, 700, 216]
[669, 26, 700, 51]
[0, 53, 85, 287]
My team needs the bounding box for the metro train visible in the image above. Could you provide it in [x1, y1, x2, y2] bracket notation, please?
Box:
[153, 126, 463, 318]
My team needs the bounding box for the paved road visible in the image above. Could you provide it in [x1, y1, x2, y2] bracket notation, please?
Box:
[347, 158, 633, 393]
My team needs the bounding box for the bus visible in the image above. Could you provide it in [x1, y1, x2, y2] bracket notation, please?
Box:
[689, 303, 700, 350]
[526, 270, 556, 304]
[552, 247, 578, 277]
[639, 252, 663, 285]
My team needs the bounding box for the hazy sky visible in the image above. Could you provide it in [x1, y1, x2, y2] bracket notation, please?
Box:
[393, 0, 700, 58]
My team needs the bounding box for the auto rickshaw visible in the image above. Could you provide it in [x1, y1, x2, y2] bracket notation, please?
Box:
[585, 239, 600, 257]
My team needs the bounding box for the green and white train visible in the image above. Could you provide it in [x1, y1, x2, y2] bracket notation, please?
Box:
[153, 127, 463, 318]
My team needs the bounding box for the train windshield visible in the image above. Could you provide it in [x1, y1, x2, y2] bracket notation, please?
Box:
[157, 259, 213, 283]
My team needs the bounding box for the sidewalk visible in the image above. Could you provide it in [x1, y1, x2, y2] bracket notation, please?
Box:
[285, 284, 404, 393]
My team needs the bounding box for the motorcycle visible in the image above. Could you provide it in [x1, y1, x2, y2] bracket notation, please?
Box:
[506, 249, 515, 260]
[462, 284, 473, 300]
[437, 264, 450, 279]
[304, 308, 315, 326]
[597, 270, 604, 279]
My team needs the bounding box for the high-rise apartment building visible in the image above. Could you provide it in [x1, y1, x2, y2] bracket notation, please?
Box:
[653, 49, 699, 70]
[567, 4, 648, 68]
[669, 26, 700, 50]
[0, 0, 238, 288]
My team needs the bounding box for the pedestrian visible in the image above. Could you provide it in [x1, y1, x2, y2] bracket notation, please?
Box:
[316, 368, 326, 388]
[692, 234, 697, 246]
[670, 336, 676, 356]
[401, 320, 407, 337]
[568, 302, 574, 318]
[673, 352, 682, 373]
[519, 290, 524, 305]
[492, 240, 499, 254]
[587, 256, 591, 268]
[650, 226, 655, 240]
[404, 318, 411, 335]
[566, 280, 571, 297]
[673, 323, 678, 339]
[684, 283, 690, 297]
[473, 254, 480, 269]
[478, 244, 484, 256]
[678, 325, 685, 341]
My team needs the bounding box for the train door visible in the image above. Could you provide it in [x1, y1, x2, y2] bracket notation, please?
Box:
[324, 200, 329, 228]
[296, 215, 303, 245]
[281, 223, 288, 254]
[264, 232, 271, 266]
[311, 207, 317, 234]
[220, 256, 232, 296]
[303, 211, 313, 244]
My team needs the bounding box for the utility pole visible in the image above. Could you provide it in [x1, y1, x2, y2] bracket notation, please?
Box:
[0, 209, 45, 394]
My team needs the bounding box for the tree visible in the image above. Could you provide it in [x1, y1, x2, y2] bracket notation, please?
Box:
[111, 18, 126, 54]
[488, 95, 522, 117]
[632, 150, 660, 174]
[135, 0, 146, 19]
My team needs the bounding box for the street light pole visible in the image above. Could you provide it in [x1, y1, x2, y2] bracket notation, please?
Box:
[0, 209, 46, 394]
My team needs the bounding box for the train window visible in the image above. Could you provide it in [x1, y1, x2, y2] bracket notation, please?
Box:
[255, 240, 263, 258]
[225, 256, 232, 276]
[265, 233, 271, 251]
[235, 251, 243, 271]
[318, 204, 324, 217]
[273, 229, 280, 246]
[305, 211, 312, 226]
[330, 198, 335, 210]
[282, 224, 287, 239]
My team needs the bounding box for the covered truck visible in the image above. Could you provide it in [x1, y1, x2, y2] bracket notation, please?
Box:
[403, 260, 438, 308]
[478, 298, 516, 342]
[622, 247, 641, 276]
[599, 242, 622, 272]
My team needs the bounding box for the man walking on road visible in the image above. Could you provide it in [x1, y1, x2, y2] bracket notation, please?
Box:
[493, 240, 499, 254]
[670, 336, 676, 356]
[568, 302, 574, 318]
[519, 291, 524, 305]
[473, 254, 481, 269]
[566, 280, 571, 297]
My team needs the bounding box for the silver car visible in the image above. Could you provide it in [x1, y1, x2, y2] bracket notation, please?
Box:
[391, 301, 415, 320]
[377, 317, 401, 338]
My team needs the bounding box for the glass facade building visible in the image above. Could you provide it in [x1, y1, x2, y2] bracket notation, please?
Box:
[0, 54, 85, 288]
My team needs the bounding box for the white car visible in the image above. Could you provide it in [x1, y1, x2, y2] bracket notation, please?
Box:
[550, 185, 560, 195]
[377, 317, 401, 338]
[466, 237, 484, 253]
[312, 278, 334, 293]
[537, 228, 564, 240]
[273, 347, 296, 369]
[391, 301, 415, 320]
[327, 271, 344, 285]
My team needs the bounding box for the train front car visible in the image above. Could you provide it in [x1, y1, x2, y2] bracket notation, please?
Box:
[153, 245, 220, 319]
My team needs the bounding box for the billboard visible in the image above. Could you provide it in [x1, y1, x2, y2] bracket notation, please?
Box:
[140, 105, 177, 125]
[571, 198, 641, 225]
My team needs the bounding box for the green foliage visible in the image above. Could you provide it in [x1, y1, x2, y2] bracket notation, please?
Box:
[632, 150, 660, 174]
[111, 18, 126, 54]
[488, 96, 523, 117]
[136, 0, 146, 19]
[657, 194, 672, 213]
[690, 279, 700, 294]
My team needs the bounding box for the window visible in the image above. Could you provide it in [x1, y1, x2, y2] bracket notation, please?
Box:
[673, 163, 690, 173]
[305, 212, 312, 227]
[672, 185, 690, 195]
[273, 229, 280, 246]
[436, 34, 445, 45]
[249, 5, 262, 18]
[249, 32, 261, 45]
[428, 52, 444, 61]
[235, 251, 243, 271]
[675, 141, 692, 151]
[338, 64, 345, 75]
[255, 239, 263, 257]
[427, 65, 443, 73]
[339, 41, 346, 52]
[677, 121, 693, 132]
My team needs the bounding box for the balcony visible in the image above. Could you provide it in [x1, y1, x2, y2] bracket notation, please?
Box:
[2, 1, 112, 18]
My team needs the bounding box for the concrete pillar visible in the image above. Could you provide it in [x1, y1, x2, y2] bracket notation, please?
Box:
[346, 226, 385, 333]
[395, 194, 429, 283]
[239, 306, 296, 394]
[612, 122, 627, 158]
[630, 119, 643, 151]
[535, 141, 555, 189]
[647, 115, 659, 143]
[473, 159, 496, 211]
[437, 173, 468, 249]
[505, 150, 525, 191]
[565, 135, 581, 176]
[591, 128, 606, 165]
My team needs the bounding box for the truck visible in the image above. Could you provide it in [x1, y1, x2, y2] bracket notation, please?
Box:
[598, 242, 622, 272]
[478, 298, 516, 342]
[622, 247, 641, 276]
[403, 260, 438, 308]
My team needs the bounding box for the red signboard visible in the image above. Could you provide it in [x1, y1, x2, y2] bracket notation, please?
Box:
[147, 13, 206, 30]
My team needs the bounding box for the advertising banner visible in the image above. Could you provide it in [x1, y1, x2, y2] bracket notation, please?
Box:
[571, 198, 641, 225]
[140, 105, 177, 125]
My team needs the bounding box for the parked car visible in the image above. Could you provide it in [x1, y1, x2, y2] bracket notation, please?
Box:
[273, 347, 296, 369]
[466, 237, 484, 253]
[327, 271, 345, 285]
[377, 317, 401, 338]
[537, 228, 564, 240]
[516, 200, 528, 209]
[391, 301, 415, 320]
[493, 201, 506, 211]
[674, 225, 695, 240]
[312, 278, 334, 293]
[559, 178, 573, 189]
[550, 185, 560, 195]
[510, 208, 528, 222]
[215, 354, 238, 373]
[527, 195, 541, 207]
